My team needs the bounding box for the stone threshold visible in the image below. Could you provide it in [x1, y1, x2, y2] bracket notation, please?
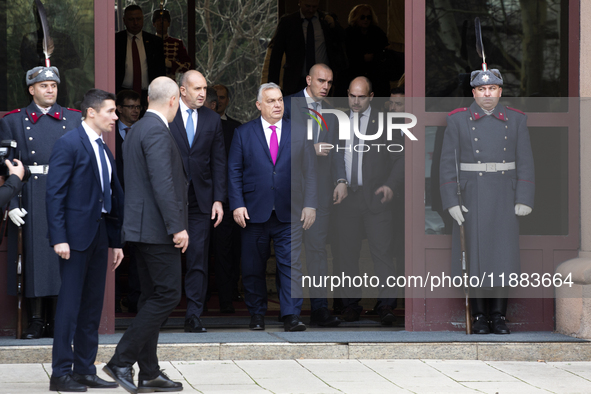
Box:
[2, 341, 591, 363]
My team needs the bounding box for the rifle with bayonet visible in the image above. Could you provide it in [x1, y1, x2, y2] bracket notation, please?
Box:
[456, 150, 472, 335]
[16, 166, 24, 339]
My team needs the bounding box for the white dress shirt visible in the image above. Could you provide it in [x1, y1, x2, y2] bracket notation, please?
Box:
[344, 106, 371, 186]
[122, 31, 149, 90]
[81, 121, 112, 213]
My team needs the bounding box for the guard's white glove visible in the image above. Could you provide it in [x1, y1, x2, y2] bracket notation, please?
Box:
[8, 208, 28, 227]
[448, 205, 468, 226]
[515, 203, 532, 216]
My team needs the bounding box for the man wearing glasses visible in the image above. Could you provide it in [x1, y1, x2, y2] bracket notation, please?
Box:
[114, 90, 142, 314]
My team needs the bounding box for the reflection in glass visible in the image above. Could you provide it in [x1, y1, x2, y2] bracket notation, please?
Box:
[2, 0, 94, 110]
[425, 0, 568, 112]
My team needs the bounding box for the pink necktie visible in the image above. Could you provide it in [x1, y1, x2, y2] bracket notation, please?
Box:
[269, 125, 278, 165]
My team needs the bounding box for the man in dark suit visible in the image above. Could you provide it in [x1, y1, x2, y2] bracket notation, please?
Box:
[212, 83, 243, 312]
[335, 77, 404, 324]
[267, 0, 346, 96]
[228, 83, 317, 332]
[104, 77, 188, 394]
[169, 70, 226, 333]
[114, 90, 142, 313]
[115, 5, 166, 106]
[46, 89, 124, 392]
[284, 63, 346, 327]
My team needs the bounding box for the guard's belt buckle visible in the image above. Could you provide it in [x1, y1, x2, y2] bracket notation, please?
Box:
[28, 164, 49, 174]
[486, 163, 496, 172]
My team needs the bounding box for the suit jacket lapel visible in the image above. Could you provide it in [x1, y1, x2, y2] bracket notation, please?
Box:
[78, 126, 101, 187]
[277, 121, 290, 161]
[172, 109, 190, 149]
[361, 108, 380, 172]
[104, 145, 116, 180]
[193, 107, 205, 147]
[254, 118, 273, 164]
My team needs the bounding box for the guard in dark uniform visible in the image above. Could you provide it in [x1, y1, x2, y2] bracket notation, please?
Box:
[439, 67, 535, 334]
[1, 66, 82, 339]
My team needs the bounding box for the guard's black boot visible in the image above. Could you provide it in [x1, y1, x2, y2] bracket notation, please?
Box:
[471, 297, 490, 334]
[23, 297, 45, 339]
[489, 297, 510, 334]
[44, 297, 57, 338]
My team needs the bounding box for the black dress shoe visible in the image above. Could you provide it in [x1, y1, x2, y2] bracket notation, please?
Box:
[138, 370, 183, 393]
[72, 372, 119, 388]
[310, 307, 342, 327]
[103, 363, 137, 394]
[184, 315, 207, 333]
[219, 304, 235, 314]
[50, 374, 87, 392]
[249, 314, 265, 330]
[490, 314, 510, 334]
[377, 306, 396, 326]
[341, 307, 361, 322]
[332, 298, 344, 315]
[472, 315, 491, 334]
[23, 319, 45, 339]
[283, 314, 306, 332]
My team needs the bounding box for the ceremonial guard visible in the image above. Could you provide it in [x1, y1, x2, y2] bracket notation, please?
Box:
[439, 22, 535, 335]
[1, 65, 82, 339]
[153, 9, 192, 79]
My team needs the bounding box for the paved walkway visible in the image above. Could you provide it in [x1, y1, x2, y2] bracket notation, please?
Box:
[2, 359, 591, 394]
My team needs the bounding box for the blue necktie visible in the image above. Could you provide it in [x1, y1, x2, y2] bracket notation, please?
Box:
[96, 138, 111, 213]
[186, 109, 195, 146]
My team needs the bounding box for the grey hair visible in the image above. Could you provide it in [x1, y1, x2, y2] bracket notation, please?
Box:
[148, 77, 179, 104]
[257, 82, 281, 102]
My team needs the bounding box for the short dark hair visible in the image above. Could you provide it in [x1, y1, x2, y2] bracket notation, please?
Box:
[390, 87, 405, 95]
[81, 89, 116, 117]
[213, 84, 229, 100]
[116, 90, 140, 106]
[206, 87, 218, 105]
[124, 5, 143, 16]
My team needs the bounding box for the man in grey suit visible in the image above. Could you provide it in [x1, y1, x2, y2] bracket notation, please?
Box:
[103, 77, 188, 394]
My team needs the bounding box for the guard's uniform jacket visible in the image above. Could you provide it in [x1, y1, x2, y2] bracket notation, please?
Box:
[1, 101, 82, 297]
[439, 101, 535, 286]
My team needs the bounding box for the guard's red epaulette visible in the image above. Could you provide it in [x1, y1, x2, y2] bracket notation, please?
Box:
[448, 107, 468, 116]
[67, 108, 82, 113]
[2, 108, 21, 118]
[506, 106, 525, 115]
